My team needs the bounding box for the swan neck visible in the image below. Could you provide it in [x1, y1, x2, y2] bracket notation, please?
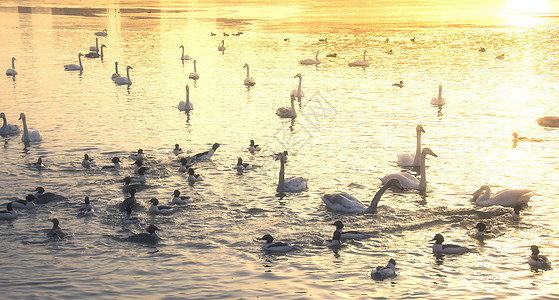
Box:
[362, 51, 366, 61]
[115, 62, 118, 73]
[186, 87, 190, 105]
[21, 116, 29, 142]
[12, 58, 15, 69]
[193, 61, 197, 72]
[1, 115, 6, 127]
[297, 76, 302, 92]
[181, 47, 184, 57]
[413, 130, 422, 165]
[438, 86, 442, 100]
[366, 181, 392, 213]
[290, 97, 296, 116]
[78, 55, 82, 68]
[246, 65, 250, 77]
[474, 186, 491, 204]
[277, 159, 285, 192]
[419, 151, 427, 191]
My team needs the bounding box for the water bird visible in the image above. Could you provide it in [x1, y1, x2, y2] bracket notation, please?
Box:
[236, 158, 252, 171]
[381, 147, 437, 191]
[513, 205, 522, 221]
[496, 54, 505, 59]
[120, 188, 138, 212]
[178, 157, 191, 173]
[111, 62, 120, 81]
[277, 95, 297, 118]
[178, 85, 193, 112]
[348, 50, 369, 67]
[148, 198, 172, 214]
[47, 218, 65, 239]
[392, 80, 403, 88]
[130, 149, 145, 161]
[248, 139, 261, 152]
[101, 157, 121, 170]
[272, 151, 288, 161]
[123, 207, 139, 224]
[125, 224, 160, 244]
[537, 116, 559, 127]
[85, 44, 106, 58]
[187, 168, 203, 182]
[172, 190, 192, 205]
[323, 230, 342, 247]
[478, 47, 486, 53]
[19, 113, 43, 143]
[290, 73, 305, 100]
[82, 154, 95, 168]
[0, 112, 21, 135]
[243, 63, 256, 86]
[326, 53, 337, 57]
[114, 66, 132, 85]
[411, 36, 416, 42]
[330, 221, 369, 240]
[173, 144, 184, 156]
[190, 143, 220, 160]
[131, 167, 149, 184]
[299, 50, 320, 66]
[276, 152, 307, 193]
[211, 32, 216, 36]
[34, 186, 58, 204]
[218, 40, 226, 51]
[472, 185, 532, 208]
[179, 45, 191, 60]
[431, 233, 469, 254]
[385, 49, 393, 55]
[64, 53, 84, 71]
[77, 196, 94, 217]
[371, 259, 397, 280]
[6, 57, 17, 75]
[223, 33, 229, 36]
[11, 194, 36, 209]
[258, 234, 296, 252]
[90, 37, 99, 52]
[0, 203, 17, 220]
[284, 38, 289, 41]
[321, 179, 403, 213]
[94, 29, 108, 37]
[397, 124, 425, 167]
[473, 222, 492, 239]
[189, 60, 200, 80]
[529, 246, 552, 270]
[319, 37, 327, 42]
[122, 176, 142, 194]
[31, 157, 44, 169]
[430, 85, 445, 105]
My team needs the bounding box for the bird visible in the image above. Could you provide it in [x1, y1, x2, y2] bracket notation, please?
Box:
[131, 167, 149, 184]
[0, 203, 17, 220]
[218, 40, 226, 51]
[513, 205, 522, 221]
[537, 116, 559, 127]
[397, 124, 425, 167]
[243, 63, 256, 86]
[84, 44, 106, 58]
[276, 151, 307, 193]
[431, 85, 445, 105]
[478, 47, 486, 53]
[272, 151, 288, 161]
[0, 112, 21, 136]
[323, 230, 342, 247]
[330, 221, 369, 240]
[371, 259, 397, 281]
[529, 245, 552, 270]
[77, 196, 94, 217]
[64, 53, 84, 71]
[123, 207, 139, 224]
[94, 29, 108, 37]
[82, 154, 95, 168]
[473, 222, 492, 239]
[11, 194, 36, 209]
[236, 158, 252, 171]
[411, 36, 416, 42]
[101, 157, 121, 170]
[173, 144, 184, 156]
[178, 85, 193, 112]
[125, 224, 160, 244]
[31, 157, 45, 169]
[392, 80, 403, 88]
[258, 234, 296, 252]
[130, 149, 145, 161]
[148, 198, 172, 214]
[321, 179, 403, 213]
[381, 147, 437, 191]
[210, 32, 216, 36]
[496, 54, 505, 59]
[348, 50, 369, 67]
[122, 176, 142, 194]
[431, 233, 469, 254]
[512, 132, 543, 143]
[190, 143, 220, 161]
[299, 50, 320, 66]
[326, 53, 337, 58]
[248, 140, 261, 152]
[472, 185, 532, 208]
[189, 60, 200, 80]
[385, 49, 393, 55]
[179, 45, 191, 60]
[290, 73, 305, 100]
[114, 66, 132, 85]
[276, 95, 297, 118]
[319, 37, 327, 42]
[34, 186, 56, 204]
[47, 218, 65, 239]
[111, 62, 120, 81]
[6, 57, 17, 76]
[178, 157, 192, 173]
[187, 168, 203, 182]
[19, 113, 43, 143]
[120, 188, 138, 212]
[90, 37, 99, 52]
[223, 32, 229, 36]
[172, 190, 192, 205]
[132, 160, 145, 174]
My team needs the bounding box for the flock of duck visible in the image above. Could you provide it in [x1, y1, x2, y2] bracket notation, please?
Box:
[3, 29, 556, 281]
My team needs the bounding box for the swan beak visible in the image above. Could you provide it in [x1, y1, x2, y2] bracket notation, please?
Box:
[430, 151, 438, 157]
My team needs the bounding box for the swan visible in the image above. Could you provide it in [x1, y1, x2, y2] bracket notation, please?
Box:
[371, 259, 397, 281]
[496, 54, 505, 59]
[431, 233, 469, 254]
[431, 85, 445, 105]
[95, 29, 108, 37]
[85, 44, 106, 58]
[64, 53, 84, 71]
[243, 63, 256, 86]
[537, 116, 559, 127]
[0, 112, 21, 136]
[529, 246, 552, 270]
[178, 85, 193, 112]
[472, 185, 532, 208]
[397, 124, 425, 167]
[179, 45, 191, 60]
[114, 66, 132, 85]
[290, 73, 305, 99]
[326, 53, 337, 58]
[478, 47, 486, 53]
[299, 50, 320, 66]
[276, 152, 307, 193]
[218, 40, 226, 51]
[6, 57, 17, 75]
[19, 113, 43, 143]
[276, 95, 297, 118]
[258, 234, 296, 252]
[189, 60, 200, 80]
[381, 147, 437, 191]
[321, 178, 403, 213]
[348, 50, 369, 67]
[111, 62, 120, 81]
[90, 37, 99, 52]
[392, 81, 404, 88]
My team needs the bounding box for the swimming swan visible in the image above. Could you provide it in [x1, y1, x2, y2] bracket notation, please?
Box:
[218, 40, 226, 52]
[290, 73, 305, 99]
[537, 116, 559, 127]
[397, 124, 425, 167]
[0, 112, 21, 136]
[348, 50, 369, 67]
[19, 113, 43, 143]
[189, 60, 200, 80]
[114, 66, 132, 85]
[179, 45, 191, 60]
[431, 85, 445, 105]
[381, 147, 437, 192]
[472, 185, 532, 208]
[6, 57, 17, 75]
[64, 53, 84, 71]
[299, 50, 320, 66]
[243, 63, 256, 86]
[178, 85, 193, 112]
[95, 29, 108, 37]
[276, 95, 297, 118]
[321, 178, 403, 213]
[276, 152, 307, 193]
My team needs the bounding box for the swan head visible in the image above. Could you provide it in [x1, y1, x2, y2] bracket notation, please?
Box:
[258, 234, 274, 243]
[127, 66, 133, 70]
[244, 63, 249, 68]
[179, 45, 184, 49]
[111, 157, 121, 163]
[173, 190, 180, 197]
[12, 57, 16, 62]
[421, 147, 437, 158]
[146, 224, 160, 234]
[472, 185, 489, 201]
[185, 85, 189, 92]
[474, 222, 486, 232]
[149, 198, 159, 205]
[431, 233, 444, 243]
[0, 112, 5, 118]
[101, 44, 107, 49]
[386, 178, 405, 190]
[417, 124, 425, 133]
[512, 132, 518, 139]
[84, 196, 90, 205]
[78, 53, 84, 57]
[331, 220, 344, 230]
[294, 73, 302, 79]
[18, 112, 25, 120]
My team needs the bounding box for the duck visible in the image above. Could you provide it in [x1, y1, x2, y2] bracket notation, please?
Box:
[236, 158, 252, 171]
[11, 194, 36, 209]
[172, 190, 192, 204]
[120, 188, 138, 212]
[131, 167, 149, 184]
[95, 29, 108, 37]
[90, 37, 99, 52]
[6, 57, 17, 76]
[330, 221, 369, 240]
[187, 168, 203, 182]
[178, 158, 192, 173]
[348, 50, 369, 67]
[178, 85, 193, 112]
[84, 44, 106, 58]
[321, 178, 403, 213]
[34, 187, 56, 204]
[77, 196, 94, 217]
[179, 45, 191, 60]
[125, 224, 160, 244]
[190, 143, 220, 161]
[189, 60, 200, 80]
[277, 95, 297, 118]
[529, 245, 552, 270]
[47, 218, 65, 239]
[319, 37, 327, 42]
[299, 50, 320, 66]
[512, 205, 522, 221]
[248, 140, 261, 152]
[82, 154, 95, 168]
[111, 61, 120, 81]
[431, 233, 469, 254]
[101, 157, 121, 170]
[478, 47, 486, 53]
[64, 53, 84, 71]
[512, 132, 543, 143]
[258, 234, 296, 252]
[326, 53, 337, 58]
[173, 144, 184, 156]
[243, 63, 256, 86]
[473, 222, 492, 239]
[148, 198, 172, 214]
[130, 149, 145, 161]
[218, 40, 226, 51]
[211, 32, 216, 36]
[430, 85, 445, 105]
[31, 157, 45, 169]
[472, 185, 532, 208]
[290, 73, 305, 100]
[397, 124, 425, 167]
[0, 203, 17, 220]
[0, 112, 21, 136]
[381, 147, 437, 191]
[19, 113, 43, 143]
[537, 116, 559, 127]
[132, 160, 144, 174]
[392, 80, 404, 88]
[371, 259, 397, 281]
[385, 49, 393, 55]
[411, 36, 416, 42]
[122, 177, 142, 194]
[496, 54, 505, 59]
[123, 207, 139, 224]
[323, 230, 342, 247]
[114, 66, 132, 85]
[276, 151, 307, 193]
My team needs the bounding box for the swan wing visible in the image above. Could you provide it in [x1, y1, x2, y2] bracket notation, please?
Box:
[397, 153, 416, 167]
[284, 176, 307, 192]
[491, 189, 533, 207]
[321, 193, 365, 212]
[380, 173, 418, 189]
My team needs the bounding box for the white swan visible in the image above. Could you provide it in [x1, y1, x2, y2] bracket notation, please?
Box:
[276, 95, 297, 118]
[90, 37, 99, 52]
[114, 66, 132, 85]
[85, 44, 106, 58]
[64, 53, 84, 71]
[218, 40, 226, 51]
[19, 113, 43, 143]
[431, 85, 445, 105]
[6, 57, 17, 75]
[95, 29, 108, 37]
[0, 112, 21, 136]
[111, 61, 120, 81]
[537, 116, 559, 127]
[299, 50, 320, 66]
[472, 185, 532, 207]
[189, 60, 200, 80]
[397, 124, 425, 167]
[381, 147, 437, 191]
[179, 45, 191, 60]
[178, 85, 193, 112]
[243, 63, 256, 86]
[348, 50, 369, 67]
[290, 73, 305, 99]
[276, 152, 307, 193]
[321, 178, 403, 213]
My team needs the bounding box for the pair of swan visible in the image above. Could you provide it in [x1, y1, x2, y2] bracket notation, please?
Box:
[19, 113, 43, 143]
[348, 50, 369, 67]
[299, 50, 320, 66]
[276, 95, 297, 118]
[114, 66, 133, 85]
[218, 40, 226, 52]
[276, 152, 307, 193]
[178, 85, 194, 112]
[95, 29, 108, 37]
[6, 57, 17, 75]
[472, 185, 532, 208]
[397, 124, 425, 167]
[321, 178, 403, 213]
[64, 53, 84, 71]
[189, 60, 200, 80]
[430, 85, 445, 105]
[179, 45, 191, 60]
[243, 63, 256, 86]
[290, 73, 304, 99]
[381, 147, 437, 192]
[85, 44, 106, 58]
[0, 112, 21, 136]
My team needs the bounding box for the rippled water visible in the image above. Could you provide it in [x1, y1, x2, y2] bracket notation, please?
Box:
[2, 0, 559, 298]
